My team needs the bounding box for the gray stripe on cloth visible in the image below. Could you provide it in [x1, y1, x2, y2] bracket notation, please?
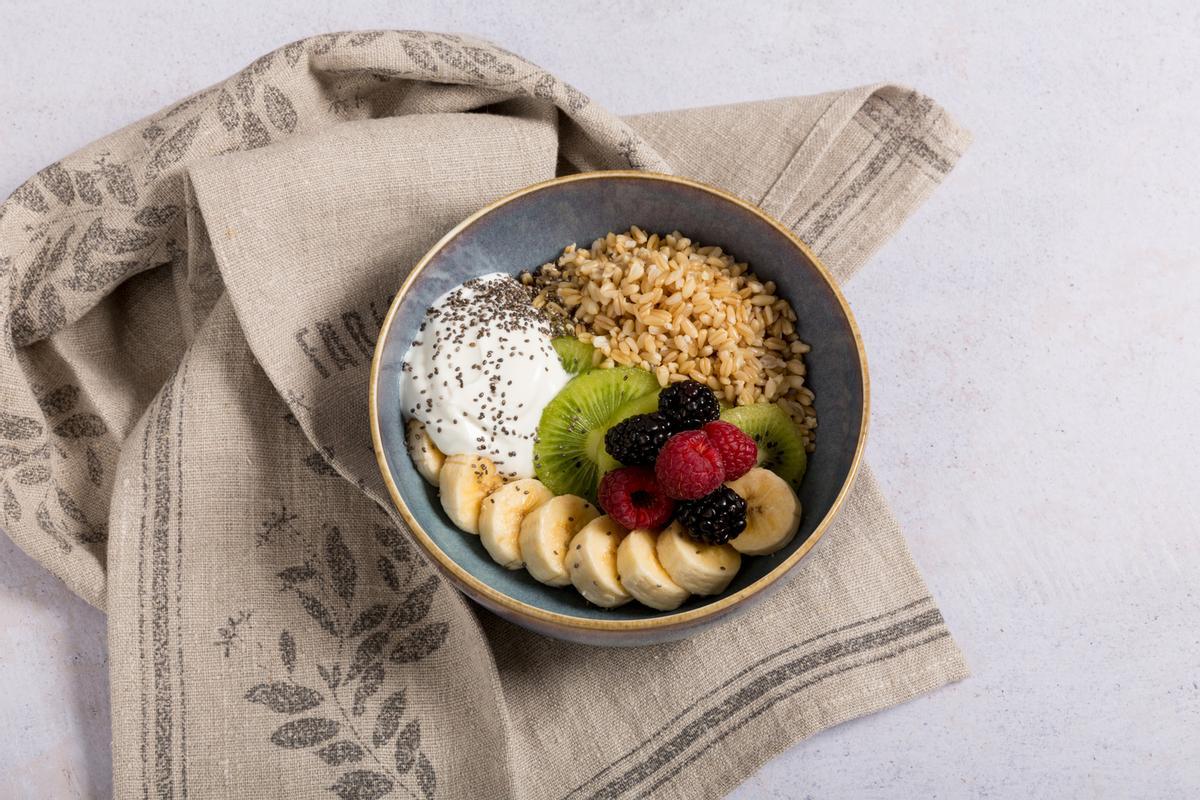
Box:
[562, 596, 937, 800]
[633, 630, 953, 800]
[583, 608, 949, 800]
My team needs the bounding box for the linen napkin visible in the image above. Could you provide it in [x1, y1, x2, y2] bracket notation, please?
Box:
[0, 30, 970, 799]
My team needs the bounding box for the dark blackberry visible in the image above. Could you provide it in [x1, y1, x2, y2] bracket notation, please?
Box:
[604, 413, 674, 466]
[676, 486, 747, 544]
[658, 380, 720, 430]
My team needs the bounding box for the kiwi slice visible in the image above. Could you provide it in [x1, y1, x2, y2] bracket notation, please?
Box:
[534, 367, 660, 502]
[592, 389, 661, 475]
[551, 336, 596, 374]
[719, 403, 808, 488]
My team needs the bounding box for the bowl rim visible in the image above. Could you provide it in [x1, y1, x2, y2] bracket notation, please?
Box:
[369, 170, 869, 635]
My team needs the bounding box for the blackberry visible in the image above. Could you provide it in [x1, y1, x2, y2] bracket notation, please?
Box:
[604, 413, 674, 466]
[676, 486, 747, 544]
[658, 380, 720, 430]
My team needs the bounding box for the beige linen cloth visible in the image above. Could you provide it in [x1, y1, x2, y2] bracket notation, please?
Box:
[0, 31, 970, 800]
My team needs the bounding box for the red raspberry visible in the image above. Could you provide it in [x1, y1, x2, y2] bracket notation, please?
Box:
[597, 466, 676, 531]
[701, 420, 758, 481]
[654, 430, 725, 500]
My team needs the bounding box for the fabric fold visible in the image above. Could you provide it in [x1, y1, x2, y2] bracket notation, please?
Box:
[0, 30, 969, 799]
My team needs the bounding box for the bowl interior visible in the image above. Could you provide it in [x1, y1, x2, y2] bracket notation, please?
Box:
[373, 174, 865, 624]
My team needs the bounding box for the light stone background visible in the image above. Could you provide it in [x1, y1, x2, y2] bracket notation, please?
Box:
[2, 1, 1198, 797]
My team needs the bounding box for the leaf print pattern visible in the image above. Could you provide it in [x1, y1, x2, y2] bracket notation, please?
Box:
[145, 115, 202, 180]
[15, 465, 50, 485]
[349, 604, 389, 637]
[72, 169, 103, 205]
[386, 576, 437, 631]
[216, 89, 240, 131]
[2, 483, 21, 524]
[100, 162, 139, 206]
[231, 507, 445, 797]
[415, 755, 435, 800]
[352, 664, 385, 717]
[264, 85, 299, 133]
[246, 682, 324, 713]
[11, 181, 49, 213]
[399, 40, 437, 73]
[36, 384, 79, 416]
[134, 205, 180, 228]
[53, 413, 107, 438]
[389, 624, 449, 664]
[0, 384, 114, 547]
[272, 717, 341, 748]
[429, 40, 484, 79]
[299, 590, 340, 636]
[330, 771, 393, 800]
[319, 741, 366, 766]
[38, 164, 75, 204]
[85, 445, 103, 486]
[371, 691, 406, 747]
[281, 631, 298, 674]
[394, 721, 420, 775]
[326, 525, 358, 602]
[462, 46, 515, 76]
[283, 39, 307, 67]
[242, 111, 272, 149]
[0, 412, 43, 440]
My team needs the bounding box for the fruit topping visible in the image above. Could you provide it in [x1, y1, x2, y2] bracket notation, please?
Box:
[551, 336, 596, 374]
[675, 486, 748, 544]
[567, 516, 633, 608]
[658, 379, 720, 430]
[719, 403, 807, 489]
[656, 521, 741, 595]
[700, 420, 758, 481]
[597, 466, 676, 531]
[478, 478, 553, 569]
[604, 412, 675, 467]
[405, 418, 445, 486]
[594, 390, 660, 474]
[438, 454, 504, 534]
[519, 494, 599, 586]
[533, 367, 660, 502]
[654, 429, 725, 500]
[725, 468, 802, 555]
[616, 528, 690, 611]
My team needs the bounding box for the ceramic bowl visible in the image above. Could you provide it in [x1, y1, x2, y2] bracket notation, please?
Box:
[370, 171, 867, 646]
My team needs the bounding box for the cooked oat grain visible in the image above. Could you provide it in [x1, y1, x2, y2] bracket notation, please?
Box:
[524, 228, 817, 452]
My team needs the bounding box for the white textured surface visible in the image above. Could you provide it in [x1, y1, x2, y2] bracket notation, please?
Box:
[2, 2, 1198, 797]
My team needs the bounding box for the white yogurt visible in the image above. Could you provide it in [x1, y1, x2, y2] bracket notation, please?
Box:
[399, 273, 571, 479]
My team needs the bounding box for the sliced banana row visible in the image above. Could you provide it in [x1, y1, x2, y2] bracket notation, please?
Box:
[406, 428, 798, 611]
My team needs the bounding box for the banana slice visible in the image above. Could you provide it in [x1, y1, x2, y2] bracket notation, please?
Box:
[616, 528, 690, 611]
[566, 516, 632, 608]
[438, 454, 504, 534]
[519, 495, 599, 586]
[405, 419, 445, 486]
[725, 468, 802, 555]
[478, 479, 553, 569]
[656, 521, 741, 595]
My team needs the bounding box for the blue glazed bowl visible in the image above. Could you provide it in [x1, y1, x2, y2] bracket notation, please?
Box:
[370, 171, 868, 646]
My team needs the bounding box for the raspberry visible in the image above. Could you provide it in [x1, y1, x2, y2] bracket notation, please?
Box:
[658, 380, 720, 430]
[701, 420, 758, 481]
[597, 466, 675, 531]
[654, 430, 725, 500]
[604, 413, 674, 466]
[677, 486, 748, 544]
